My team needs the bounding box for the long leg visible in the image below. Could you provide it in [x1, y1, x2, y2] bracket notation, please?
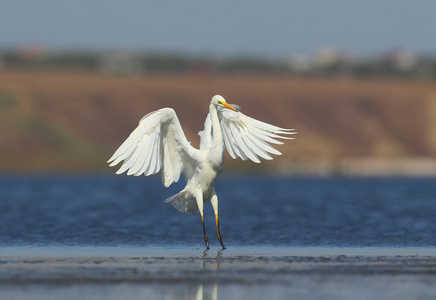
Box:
[211, 192, 226, 249]
[195, 191, 209, 250]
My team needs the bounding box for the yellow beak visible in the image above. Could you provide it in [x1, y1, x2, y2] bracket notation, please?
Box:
[219, 101, 238, 112]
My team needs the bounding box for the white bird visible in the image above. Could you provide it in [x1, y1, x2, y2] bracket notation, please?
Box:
[108, 95, 296, 249]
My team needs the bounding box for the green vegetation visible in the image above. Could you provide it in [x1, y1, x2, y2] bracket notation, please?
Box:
[1, 48, 436, 79]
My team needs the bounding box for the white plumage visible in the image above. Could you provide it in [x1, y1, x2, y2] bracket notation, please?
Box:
[108, 95, 296, 249]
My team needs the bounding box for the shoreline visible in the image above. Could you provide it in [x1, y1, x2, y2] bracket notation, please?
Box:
[0, 246, 435, 283]
[1, 245, 435, 299]
[1, 245, 436, 258]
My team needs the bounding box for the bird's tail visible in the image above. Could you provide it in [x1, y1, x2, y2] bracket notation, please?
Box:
[164, 190, 199, 214]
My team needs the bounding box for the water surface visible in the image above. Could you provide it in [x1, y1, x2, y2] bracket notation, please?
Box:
[1, 175, 435, 247]
[1, 176, 435, 299]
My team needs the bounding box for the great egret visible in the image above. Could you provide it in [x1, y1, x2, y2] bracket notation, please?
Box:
[108, 95, 295, 249]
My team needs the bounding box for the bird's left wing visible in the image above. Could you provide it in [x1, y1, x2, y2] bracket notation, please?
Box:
[218, 107, 296, 163]
[107, 108, 197, 187]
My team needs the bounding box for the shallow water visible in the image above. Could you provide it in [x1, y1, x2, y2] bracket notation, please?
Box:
[1, 175, 436, 299]
[0, 245, 435, 300]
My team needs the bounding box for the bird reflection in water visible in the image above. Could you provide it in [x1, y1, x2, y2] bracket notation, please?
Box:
[203, 249, 223, 269]
[194, 284, 218, 300]
[163, 283, 218, 300]
[163, 250, 221, 300]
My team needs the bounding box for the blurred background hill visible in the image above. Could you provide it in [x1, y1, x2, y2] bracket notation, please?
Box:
[1, 0, 436, 176]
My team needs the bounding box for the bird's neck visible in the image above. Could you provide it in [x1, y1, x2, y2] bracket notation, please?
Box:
[208, 104, 225, 168]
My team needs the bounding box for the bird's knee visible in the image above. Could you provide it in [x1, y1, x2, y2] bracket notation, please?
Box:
[211, 196, 218, 214]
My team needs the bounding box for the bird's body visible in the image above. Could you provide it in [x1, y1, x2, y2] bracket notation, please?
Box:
[108, 95, 295, 249]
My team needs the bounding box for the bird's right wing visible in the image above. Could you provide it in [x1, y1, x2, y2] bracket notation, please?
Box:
[218, 107, 296, 163]
[107, 108, 197, 187]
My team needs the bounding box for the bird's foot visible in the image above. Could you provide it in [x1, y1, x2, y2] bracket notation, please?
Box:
[217, 234, 226, 250]
[204, 236, 210, 250]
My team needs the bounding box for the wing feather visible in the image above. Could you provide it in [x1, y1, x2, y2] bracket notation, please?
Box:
[232, 122, 261, 163]
[224, 121, 243, 159]
[241, 131, 273, 160]
[127, 138, 148, 175]
[107, 131, 139, 163]
[246, 129, 282, 155]
[221, 123, 237, 159]
[248, 126, 285, 144]
[108, 108, 197, 187]
[147, 133, 158, 175]
[218, 108, 295, 163]
[115, 142, 142, 175]
[161, 140, 174, 185]
[228, 121, 250, 161]
[134, 138, 154, 176]
[108, 136, 138, 167]
[149, 133, 161, 175]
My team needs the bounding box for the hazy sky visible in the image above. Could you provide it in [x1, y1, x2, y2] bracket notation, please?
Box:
[1, 0, 435, 56]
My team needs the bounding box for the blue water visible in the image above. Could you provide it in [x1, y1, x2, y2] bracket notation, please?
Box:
[0, 175, 435, 247]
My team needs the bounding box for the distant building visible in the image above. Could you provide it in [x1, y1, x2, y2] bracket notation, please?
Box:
[385, 48, 417, 72]
[287, 53, 313, 74]
[314, 46, 345, 68]
[287, 46, 350, 75]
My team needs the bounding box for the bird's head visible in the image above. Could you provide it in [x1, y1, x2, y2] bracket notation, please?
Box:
[211, 95, 238, 112]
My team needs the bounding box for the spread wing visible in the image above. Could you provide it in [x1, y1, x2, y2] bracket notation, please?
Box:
[107, 108, 197, 187]
[218, 107, 296, 163]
